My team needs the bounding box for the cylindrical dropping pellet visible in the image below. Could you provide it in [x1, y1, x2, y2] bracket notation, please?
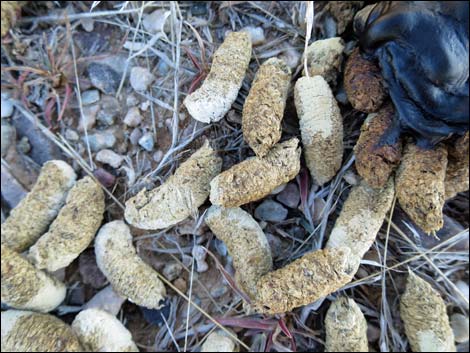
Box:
[95, 220, 166, 309]
[1, 244, 66, 312]
[326, 178, 394, 273]
[1, 160, 76, 252]
[210, 138, 301, 207]
[125, 140, 222, 229]
[1, 310, 83, 352]
[72, 308, 139, 352]
[255, 247, 355, 314]
[396, 143, 448, 234]
[400, 272, 456, 352]
[354, 104, 402, 188]
[445, 132, 469, 199]
[242, 57, 291, 157]
[344, 47, 387, 113]
[324, 297, 368, 352]
[302, 37, 345, 85]
[201, 330, 238, 352]
[295, 76, 343, 185]
[205, 206, 272, 299]
[183, 31, 252, 123]
[28, 176, 105, 272]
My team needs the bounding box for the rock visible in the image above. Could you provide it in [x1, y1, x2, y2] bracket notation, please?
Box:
[129, 128, 142, 145]
[1, 164, 28, 208]
[123, 107, 142, 127]
[270, 183, 287, 195]
[96, 149, 124, 168]
[1, 93, 14, 118]
[255, 199, 288, 222]
[455, 281, 469, 309]
[140, 100, 150, 111]
[242, 26, 265, 45]
[162, 262, 183, 282]
[130, 67, 155, 92]
[97, 96, 120, 125]
[126, 94, 139, 107]
[193, 245, 208, 273]
[87, 62, 121, 95]
[83, 131, 116, 152]
[80, 17, 94, 32]
[17, 137, 30, 154]
[173, 278, 187, 293]
[65, 129, 79, 142]
[276, 182, 300, 208]
[311, 197, 326, 223]
[143, 9, 170, 33]
[1, 121, 16, 157]
[81, 90, 100, 106]
[79, 249, 108, 289]
[78, 104, 99, 131]
[153, 150, 163, 162]
[451, 313, 469, 343]
[138, 132, 154, 151]
[93, 168, 116, 188]
[84, 286, 126, 316]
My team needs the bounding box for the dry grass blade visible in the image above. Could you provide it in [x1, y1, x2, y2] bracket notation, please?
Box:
[303, 1, 314, 77]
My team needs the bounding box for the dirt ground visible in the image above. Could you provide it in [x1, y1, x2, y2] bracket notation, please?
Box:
[1, 1, 468, 352]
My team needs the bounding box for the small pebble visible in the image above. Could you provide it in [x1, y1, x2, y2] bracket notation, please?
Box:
[140, 100, 151, 111]
[210, 285, 228, 298]
[1, 93, 14, 118]
[254, 200, 288, 222]
[130, 67, 155, 92]
[87, 63, 121, 95]
[343, 170, 360, 186]
[83, 131, 116, 152]
[78, 104, 99, 131]
[241, 26, 265, 45]
[270, 183, 287, 195]
[451, 313, 469, 343]
[80, 17, 94, 32]
[93, 168, 116, 188]
[97, 96, 120, 125]
[143, 9, 170, 33]
[129, 128, 143, 145]
[124, 107, 143, 127]
[153, 150, 163, 162]
[276, 183, 300, 208]
[311, 197, 327, 223]
[173, 278, 187, 293]
[81, 89, 100, 106]
[192, 245, 208, 273]
[138, 132, 155, 151]
[16, 137, 30, 154]
[84, 286, 126, 316]
[1, 121, 16, 157]
[455, 281, 469, 309]
[162, 262, 183, 282]
[126, 94, 139, 107]
[65, 129, 79, 142]
[96, 149, 124, 169]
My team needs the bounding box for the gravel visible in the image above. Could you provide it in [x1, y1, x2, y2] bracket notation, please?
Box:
[276, 182, 300, 208]
[87, 62, 121, 95]
[255, 199, 288, 222]
[138, 132, 155, 151]
[130, 66, 155, 92]
[96, 149, 125, 168]
[83, 130, 116, 152]
[124, 107, 143, 127]
[97, 95, 121, 125]
[81, 89, 100, 105]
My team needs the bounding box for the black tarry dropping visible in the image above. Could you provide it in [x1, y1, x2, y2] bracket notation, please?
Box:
[354, 1, 469, 147]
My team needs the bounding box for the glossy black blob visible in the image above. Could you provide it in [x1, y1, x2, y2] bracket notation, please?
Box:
[355, 1, 469, 147]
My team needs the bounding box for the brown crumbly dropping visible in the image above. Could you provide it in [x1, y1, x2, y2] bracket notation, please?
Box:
[1, 244, 66, 312]
[354, 104, 403, 188]
[396, 143, 448, 234]
[125, 140, 222, 229]
[183, 31, 252, 123]
[242, 58, 291, 157]
[302, 37, 345, 85]
[1, 160, 77, 252]
[344, 48, 387, 113]
[210, 138, 301, 207]
[1, 310, 83, 352]
[323, 1, 365, 34]
[1, 1, 22, 37]
[205, 206, 272, 299]
[28, 176, 105, 272]
[295, 76, 344, 185]
[254, 247, 355, 315]
[400, 273, 456, 352]
[326, 177, 394, 273]
[445, 132, 469, 199]
[324, 297, 369, 352]
[95, 221, 166, 309]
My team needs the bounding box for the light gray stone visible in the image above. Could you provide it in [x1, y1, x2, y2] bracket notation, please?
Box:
[255, 199, 288, 222]
[130, 67, 155, 92]
[96, 149, 124, 168]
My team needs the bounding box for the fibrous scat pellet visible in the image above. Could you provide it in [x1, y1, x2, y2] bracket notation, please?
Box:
[1, 310, 84, 352]
[210, 138, 301, 208]
[326, 178, 394, 273]
[1, 244, 66, 312]
[396, 143, 448, 234]
[95, 220, 166, 309]
[400, 272, 456, 352]
[354, 104, 402, 188]
[125, 140, 222, 229]
[255, 247, 355, 314]
[445, 132, 469, 199]
[205, 205, 272, 299]
[28, 176, 105, 272]
[295, 76, 343, 185]
[1, 160, 76, 252]
[201, 330, 238, 352]
[325, 297, 368, 352]
[242, 57, 291, 157]
[184, 31, 252, 123]
[72, 308, 139, 352]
